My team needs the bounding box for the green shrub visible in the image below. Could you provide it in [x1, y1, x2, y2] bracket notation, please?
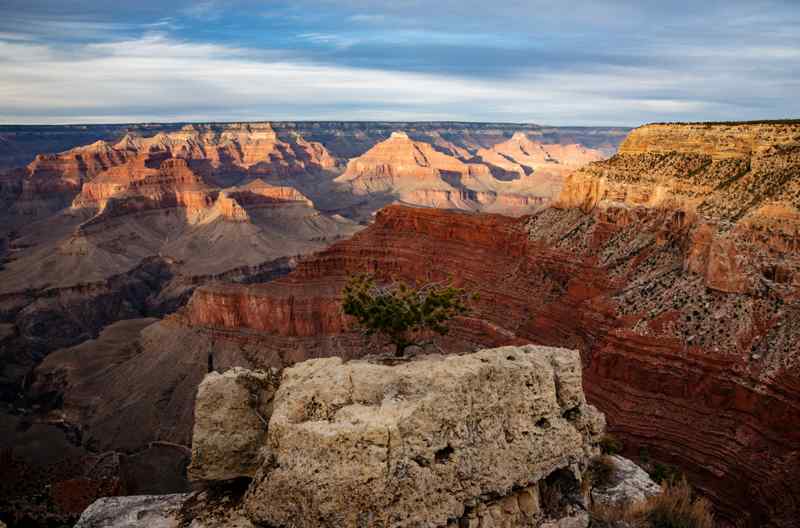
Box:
[599, 434, 624, 455]
[341, 274, 474, 357]
[649, 463, 683, 485]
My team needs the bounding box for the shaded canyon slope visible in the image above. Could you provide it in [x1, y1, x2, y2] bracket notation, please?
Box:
[0, 122, 360, 396]
[0, 121, 618, 395]
[102, 122, 800, 527]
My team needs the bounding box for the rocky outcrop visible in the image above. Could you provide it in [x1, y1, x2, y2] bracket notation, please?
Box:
[75, 494, 192, 528]
[242, 346, 604, 528]
[77, 345, 607, 528]
[188, 367, 280, 482]
[590, 456, 661, 506]
[74, 492, 256, 528]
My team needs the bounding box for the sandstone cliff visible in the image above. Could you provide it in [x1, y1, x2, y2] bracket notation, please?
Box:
[336, 131, 604, 216]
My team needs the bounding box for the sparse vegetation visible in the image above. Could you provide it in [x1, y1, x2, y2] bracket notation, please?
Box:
[648, 462, 684, 485]
[341, 274, 474, 357]
[599, 434, 624, 456]
[590, 478, 714, 528]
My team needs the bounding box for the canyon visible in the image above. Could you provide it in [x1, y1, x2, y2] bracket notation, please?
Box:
[0, 121, 617, 397]
[0, 123, 360, 400]
[2, 121, 798, 527]
[0, 121, 624, 526]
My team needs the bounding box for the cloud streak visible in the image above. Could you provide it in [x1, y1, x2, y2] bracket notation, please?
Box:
[0, 0, 797, 124]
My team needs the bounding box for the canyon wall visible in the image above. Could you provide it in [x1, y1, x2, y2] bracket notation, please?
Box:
[0, 122, 628, 172]
[336, 130, 604, 215]
[172, 122, 800, 527]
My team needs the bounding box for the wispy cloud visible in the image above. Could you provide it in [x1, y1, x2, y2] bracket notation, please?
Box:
[2, 33, 789, 125]
[297, 33, 359, 50]
[0, 0, 797, 124]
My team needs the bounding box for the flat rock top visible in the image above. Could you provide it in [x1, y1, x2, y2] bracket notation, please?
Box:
[620, 122, 800, 158]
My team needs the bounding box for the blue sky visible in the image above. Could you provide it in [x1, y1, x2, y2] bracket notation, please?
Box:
[0, 0, 798, 125]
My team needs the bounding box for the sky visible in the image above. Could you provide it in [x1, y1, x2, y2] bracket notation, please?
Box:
[0, 0, 798, 126]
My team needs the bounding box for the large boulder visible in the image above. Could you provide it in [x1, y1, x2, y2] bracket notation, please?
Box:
[77, 345, 609, 528]
[240, 345, 604, 527]
[590, 455, 661, 507]
[188, 367, 280, 482]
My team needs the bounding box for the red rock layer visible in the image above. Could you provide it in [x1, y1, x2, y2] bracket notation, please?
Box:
[117, 123, 337, 184]
[8, 123, 336, 223]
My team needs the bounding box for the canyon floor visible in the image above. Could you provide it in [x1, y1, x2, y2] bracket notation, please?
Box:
[1, 121, 799, 528]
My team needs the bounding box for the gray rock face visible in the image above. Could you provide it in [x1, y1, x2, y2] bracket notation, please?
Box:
[187, 367, 280, 482]
[591, 455, 661, 507]
[74, 491, 256, 528]
[240, 345, 604, 527]
[74, 494, 188, 528]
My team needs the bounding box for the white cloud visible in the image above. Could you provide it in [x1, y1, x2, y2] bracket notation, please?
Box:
[297, 32, 359, 50]
[0, 33, 796, 125]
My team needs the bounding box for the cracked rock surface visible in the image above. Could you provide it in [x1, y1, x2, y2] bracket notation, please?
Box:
[242, 345, 604, 527]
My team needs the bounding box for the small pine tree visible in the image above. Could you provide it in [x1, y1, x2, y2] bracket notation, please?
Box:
[341, 274, 474, 357]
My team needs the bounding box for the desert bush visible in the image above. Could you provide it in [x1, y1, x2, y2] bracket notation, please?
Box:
[589, 479, 714, 528]
[648, 462, 683, 485]
[341, 274, 474, 357]
[599, 434, 624, 455]
[589, 501, 640, 527]
[637, 479, 714, 528]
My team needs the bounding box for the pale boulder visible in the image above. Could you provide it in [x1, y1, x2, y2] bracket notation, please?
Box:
[188, 367, 280, 482]
[242, 345, 605, 527]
